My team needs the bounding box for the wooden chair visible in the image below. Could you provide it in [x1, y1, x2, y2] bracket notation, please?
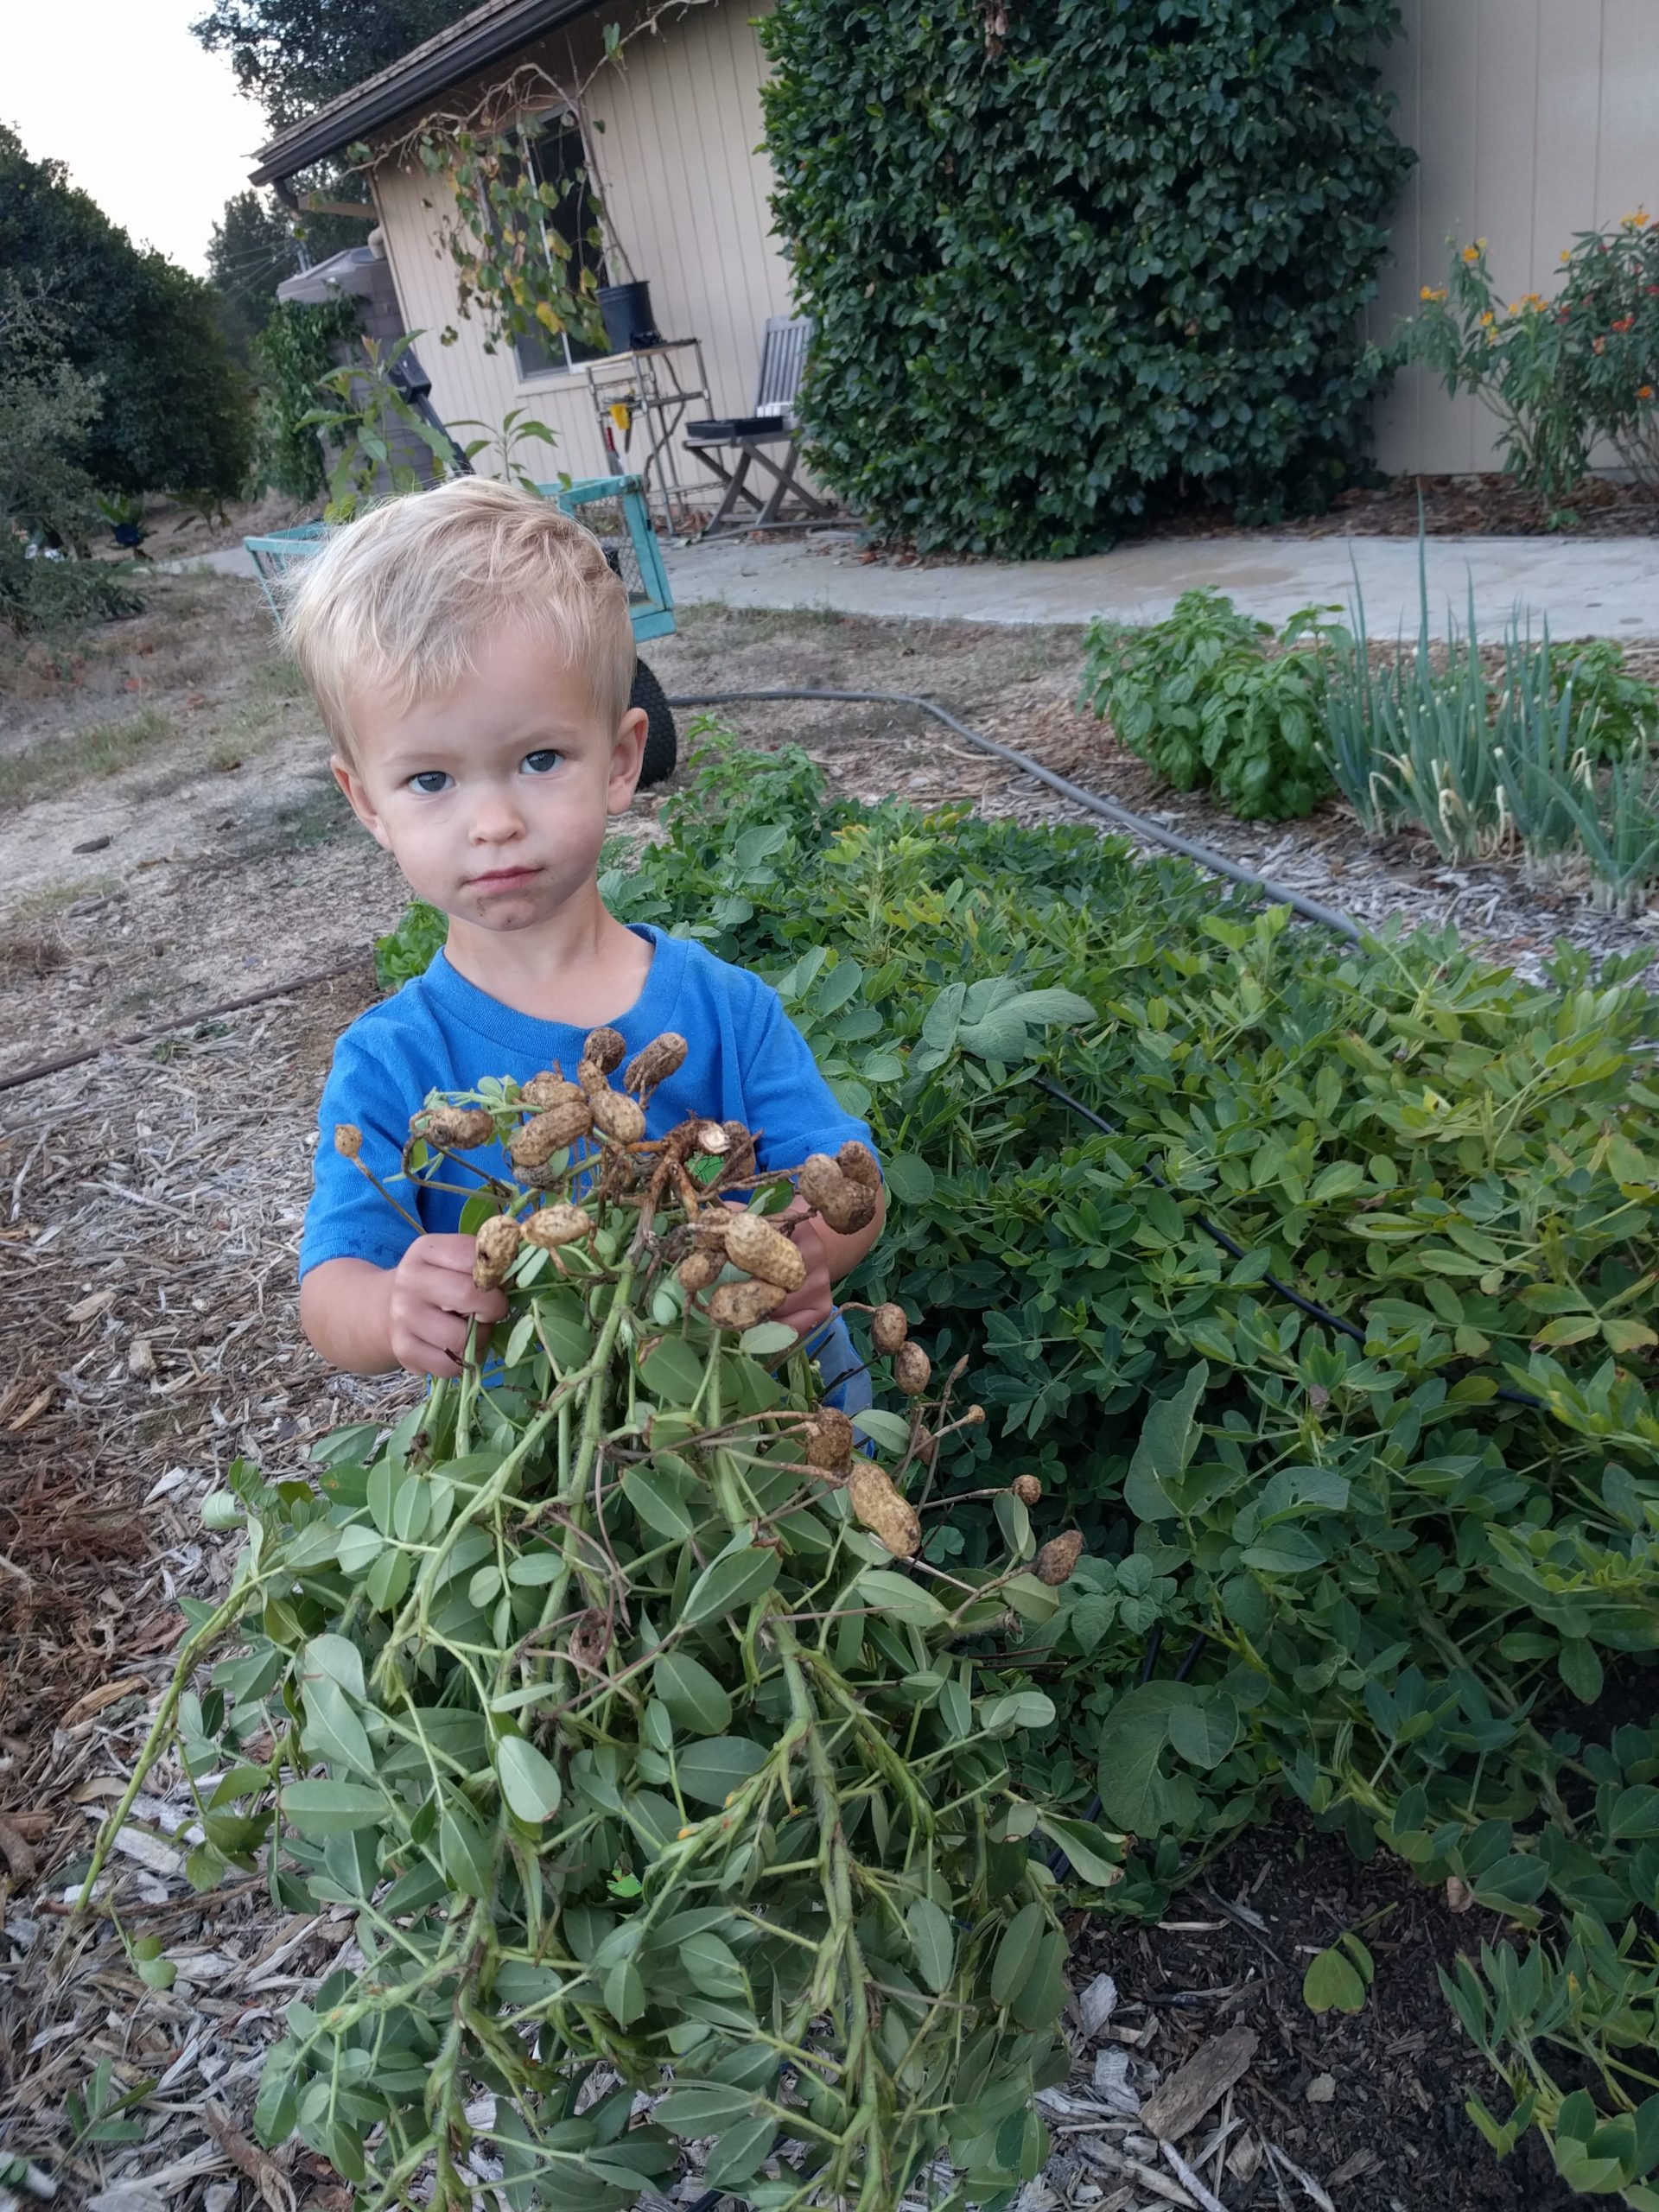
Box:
[683, 315, 833, 535]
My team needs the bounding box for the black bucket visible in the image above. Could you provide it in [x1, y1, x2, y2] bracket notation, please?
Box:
[598, 280, 663, 354]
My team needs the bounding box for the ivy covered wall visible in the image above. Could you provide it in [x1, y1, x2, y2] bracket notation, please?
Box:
[760, 1, 1414, 556]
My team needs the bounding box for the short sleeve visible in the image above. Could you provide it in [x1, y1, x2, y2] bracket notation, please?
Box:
[297, 1029, 423, 1280]
[741, 987, 880, 1175]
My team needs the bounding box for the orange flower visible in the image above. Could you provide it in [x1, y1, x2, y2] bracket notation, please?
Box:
[1478, 310, 1495, 327]
[1420, 284, 1448, 302]
[1462, 245, 1481, 263]
[1641, 385, 1656, 401]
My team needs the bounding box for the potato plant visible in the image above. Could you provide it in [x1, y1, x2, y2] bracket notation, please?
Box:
[87, 1037, 1118, 2210]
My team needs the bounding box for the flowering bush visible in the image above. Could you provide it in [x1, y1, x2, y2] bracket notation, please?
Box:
[1401, 214, 1659, 521]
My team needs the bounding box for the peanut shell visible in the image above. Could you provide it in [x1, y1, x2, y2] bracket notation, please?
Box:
[1013, 1474, 1043, 1506]
[725, 1211, 807, 1293]
[848, 1465, 921, 1558]
[582, 1026, 626, 1073]
[871, 1302, 908, 1354]
[524, 1203, 594, 1249]
[803, 1409, 855, 1471]
[677, 1249, 723, 1293]
[707, 1278, 787, 1331]
[1034, 1530, 1084, 1586]
[589, 1088, 646, 1143]
[418, 1105, 496, 1151]
[473, 1215, 523, 1290]
[624, 1031, 689, 1094]
[334, 1122, 362, 1159]
[511, 1097, 593, 1171]
[520, 1071, 582, 1111]
[893, 1341, 932, 1396]
[836, 1140, 881, 1192]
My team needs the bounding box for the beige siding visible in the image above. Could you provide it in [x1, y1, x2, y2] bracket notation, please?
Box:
[368, 0, 788, 502]
[1370, 0, 1659, 474]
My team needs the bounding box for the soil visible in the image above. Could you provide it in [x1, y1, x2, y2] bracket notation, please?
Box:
[0, 570, 1649, 2208]
[1135, 471, 1659, 544]
[1077, 1817, 1577, 2212]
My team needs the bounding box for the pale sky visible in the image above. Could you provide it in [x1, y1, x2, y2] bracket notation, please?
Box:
[8, 0, 277, 274]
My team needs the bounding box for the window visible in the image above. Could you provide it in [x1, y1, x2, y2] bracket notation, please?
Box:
[511, 111, 610, 378]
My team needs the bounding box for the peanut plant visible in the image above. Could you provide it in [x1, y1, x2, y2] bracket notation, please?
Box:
[86, 1033, 1116, 2210]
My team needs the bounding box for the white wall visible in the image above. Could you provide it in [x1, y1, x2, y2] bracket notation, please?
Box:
[1370, 0, 1659, 474]
[370, 0, 790, 505]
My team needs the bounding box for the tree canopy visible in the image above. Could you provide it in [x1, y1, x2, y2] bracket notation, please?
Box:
[0, 124, 250, 497]
[190, 0, 478, 130]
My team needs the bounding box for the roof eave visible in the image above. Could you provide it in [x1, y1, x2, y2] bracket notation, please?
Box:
[249, 0, 602, 185]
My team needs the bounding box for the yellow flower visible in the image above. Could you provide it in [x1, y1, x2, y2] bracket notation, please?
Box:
[1462, 245, 1480, 263]
[1561, 249, 1572, 262]
[1478, 310, 1495, 327]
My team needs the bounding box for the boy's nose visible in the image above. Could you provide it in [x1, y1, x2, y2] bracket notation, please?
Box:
[468, 796, 525, 843]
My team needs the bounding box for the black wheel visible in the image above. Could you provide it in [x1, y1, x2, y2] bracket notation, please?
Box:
[631, 657, 677, 788]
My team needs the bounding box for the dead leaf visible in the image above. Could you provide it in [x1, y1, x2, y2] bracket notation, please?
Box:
[73, 1776, 130, 1803]
[0, 1815, 39, 1884]
[205, 2101, 296, 2212]
[7, 1386, 54, 1433]
[62, 1675, 147, 1726]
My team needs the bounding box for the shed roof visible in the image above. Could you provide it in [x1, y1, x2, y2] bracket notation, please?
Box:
[249, 0, 605, 186]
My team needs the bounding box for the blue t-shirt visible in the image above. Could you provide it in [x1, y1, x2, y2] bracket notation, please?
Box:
[299, 925, 875, 1278]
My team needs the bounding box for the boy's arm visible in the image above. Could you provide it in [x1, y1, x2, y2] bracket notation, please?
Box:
[770, 1185, 887, 1338]
[301, 1240, 508, 1378]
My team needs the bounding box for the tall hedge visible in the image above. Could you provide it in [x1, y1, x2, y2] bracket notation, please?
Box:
[760, 1, 1414, 556]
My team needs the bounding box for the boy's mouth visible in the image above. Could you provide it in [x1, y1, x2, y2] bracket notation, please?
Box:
[467, 865, 542, 893]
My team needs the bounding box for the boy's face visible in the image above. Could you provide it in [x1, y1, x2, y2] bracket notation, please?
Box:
[334, 620, 646, 937]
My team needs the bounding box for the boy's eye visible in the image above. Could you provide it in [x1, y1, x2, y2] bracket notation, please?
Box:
[522, 749, 563, 776]
[408, 770, 452, 796]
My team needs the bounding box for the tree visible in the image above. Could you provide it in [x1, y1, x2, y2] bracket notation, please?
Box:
[0, 279, 138, 630]
[0, 124, 251, 499]
[190, 0, 479, 130]
[207, 188, 302, 359]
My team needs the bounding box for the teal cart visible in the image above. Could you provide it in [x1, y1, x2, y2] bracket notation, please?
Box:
[244, 474, 679, 785]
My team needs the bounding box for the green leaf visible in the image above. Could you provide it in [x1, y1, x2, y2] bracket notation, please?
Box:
[1035, 1814, 1124, 1887]
[641, 1336, 708, 1402]
[703, 2113, 776, 2188]
[656, 2083, 759, 2133]
[740, 1321, 799, 1357]
[852, 1407, 912, 1455]
[990, 1901, 1047, 2006]
[302, 1675, 374, 1776]
[1124, 1363, 1207, 1521]
[906, 1897, 955, 1992]
[282, 1780, 385, 1836]
[497, 1735, 563, 1822]
[682, 1547, 781, 1627]
[623, 1467, 697, 1541]
[883, 1152, 934, 1204]
[675, 1736, 770, 1805]
[854, 1568, 945, 1625]
[1167, 1695, 1238, 1770]
[1302, 1943, 1368, 2014]
[654, 1651, 734, 1735]
[439, 1804, 495, 1897]
[303, 1633, 365, 1704]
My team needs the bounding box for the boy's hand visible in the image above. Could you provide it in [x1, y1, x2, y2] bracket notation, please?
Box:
[388, 1233, 507, 1377]
[771, 1213, 835, 1339]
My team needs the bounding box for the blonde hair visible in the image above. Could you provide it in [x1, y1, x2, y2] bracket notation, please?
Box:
[281, 478, 637, 760]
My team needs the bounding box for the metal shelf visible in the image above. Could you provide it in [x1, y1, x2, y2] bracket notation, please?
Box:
[582, 338, 709, 532]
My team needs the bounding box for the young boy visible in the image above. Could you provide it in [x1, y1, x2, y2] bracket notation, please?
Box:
[289, 477, 884, 1387]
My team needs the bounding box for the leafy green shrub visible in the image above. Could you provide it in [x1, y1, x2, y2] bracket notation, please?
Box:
[96, 1062, 1099, 2205]
[0, 126, 250, 499]
[250, 296, 360, 500]
[1401, 215, 1659, 521]
[759, 0, 1414, 556]
[1079, 589, 1340, 820]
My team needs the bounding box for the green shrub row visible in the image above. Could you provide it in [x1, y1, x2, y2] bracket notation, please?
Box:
[373, 735, 1659, 2198]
